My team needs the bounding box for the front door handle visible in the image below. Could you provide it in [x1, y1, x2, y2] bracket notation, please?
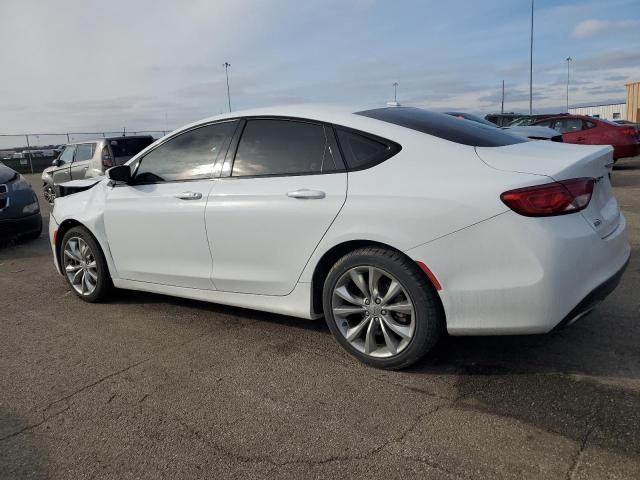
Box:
[287, 189, 326, 200]
[175, 192, 203, 200]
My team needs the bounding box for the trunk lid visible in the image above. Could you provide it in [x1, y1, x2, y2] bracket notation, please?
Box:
[476, 141, 620, 238]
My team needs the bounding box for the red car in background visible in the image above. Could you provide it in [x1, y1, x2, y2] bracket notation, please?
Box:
[532, 115, 640, 161]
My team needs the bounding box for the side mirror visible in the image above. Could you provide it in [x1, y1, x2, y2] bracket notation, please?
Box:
[52, 159, 61, 167]
[107, 165, 131, 183]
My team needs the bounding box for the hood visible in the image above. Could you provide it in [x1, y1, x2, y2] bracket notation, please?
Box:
[0, 164, 18, 183]
[56, 176, 105, 199]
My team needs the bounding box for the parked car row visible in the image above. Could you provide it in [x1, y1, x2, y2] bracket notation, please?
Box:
[41, 136, 154, 204]
[484, 112, 639, 161]
[445, 112, 563, 141]
[0, 162, 42, 242]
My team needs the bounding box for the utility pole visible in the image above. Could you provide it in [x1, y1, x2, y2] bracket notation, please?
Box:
[501, 80, 505, 114]
[223, 62, 232, 112]
[566, 57, 572, 113]
[393, 82, 399, 103]
[529, 0, 534, 114]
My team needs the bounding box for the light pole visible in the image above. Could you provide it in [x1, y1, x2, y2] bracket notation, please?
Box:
[222, 62, 231, 112]
[393, 82, 399, 103]
[566, 56, 572, 113]
[529, 0, 534, 115]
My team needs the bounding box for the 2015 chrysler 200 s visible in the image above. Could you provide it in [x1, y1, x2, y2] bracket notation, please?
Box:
[48, 106, 630, 369]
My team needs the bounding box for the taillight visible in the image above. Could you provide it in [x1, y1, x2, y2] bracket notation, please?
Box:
[102, 146, 113, 167]
[500, 178, 595, 217]
[620, 127, 636, 136]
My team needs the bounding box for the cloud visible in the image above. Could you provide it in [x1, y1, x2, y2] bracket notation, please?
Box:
[574, 19, 639, 39]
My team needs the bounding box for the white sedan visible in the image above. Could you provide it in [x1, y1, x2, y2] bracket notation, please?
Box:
[49, 105, 630, 369]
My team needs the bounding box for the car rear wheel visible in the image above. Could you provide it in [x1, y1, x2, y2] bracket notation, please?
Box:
[323, 247, 443, 370]
[60, 226, 112, 302]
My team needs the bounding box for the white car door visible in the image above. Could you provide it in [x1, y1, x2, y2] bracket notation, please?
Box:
[207, 118, 347, 295]
[104, 121, 238, 289]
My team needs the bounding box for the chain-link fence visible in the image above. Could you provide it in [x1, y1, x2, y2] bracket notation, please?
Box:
[0, 130, 171, 174]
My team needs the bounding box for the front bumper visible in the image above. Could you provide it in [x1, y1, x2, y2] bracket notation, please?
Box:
[0, 212, 42, 240]
[49, 213, 62, 275]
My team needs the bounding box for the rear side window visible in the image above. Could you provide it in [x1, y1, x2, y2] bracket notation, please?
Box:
[74, 143, 95, 162]
[134, 121, 237, 183]
[336, 129, 399, 170]
[356, 107, 526, 147]
[231, 119, 342, 177]
[553, 118, 583, 134]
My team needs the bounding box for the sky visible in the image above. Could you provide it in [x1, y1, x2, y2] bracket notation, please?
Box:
[0, 0, 639, 140]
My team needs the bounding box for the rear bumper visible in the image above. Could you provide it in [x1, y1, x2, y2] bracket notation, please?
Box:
[405, 210, 630, 335]
[0, 212, 42, 240]
[613, 143, 640, 160]
[551, 256, 629, 330]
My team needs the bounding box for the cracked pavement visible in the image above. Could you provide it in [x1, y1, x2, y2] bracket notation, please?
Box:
[1, 161, 640, 480]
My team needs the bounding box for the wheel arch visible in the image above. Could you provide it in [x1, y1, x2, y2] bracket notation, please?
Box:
[55, 219, 111, 279]
[310, 239, 443, 317]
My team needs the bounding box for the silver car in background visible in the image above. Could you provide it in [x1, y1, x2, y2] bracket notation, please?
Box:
[42, 136, 154, 204]
[445, 112, 563, 142]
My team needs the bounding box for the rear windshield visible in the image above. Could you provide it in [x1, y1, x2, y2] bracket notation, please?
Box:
[356, 107, 526, 147]
[108, 137, 154, 157]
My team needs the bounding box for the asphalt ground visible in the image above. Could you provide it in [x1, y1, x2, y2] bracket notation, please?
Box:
[1, 159, 639, 479]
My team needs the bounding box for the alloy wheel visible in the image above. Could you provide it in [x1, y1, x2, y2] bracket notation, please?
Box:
[63, 236, 98, 296]
[43, 186, 56, 205]
[332, 266, 416, 358]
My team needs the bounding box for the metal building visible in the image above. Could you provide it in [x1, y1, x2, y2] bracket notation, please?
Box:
[569, 103, 626, 121]
[625, 81, 640, 123]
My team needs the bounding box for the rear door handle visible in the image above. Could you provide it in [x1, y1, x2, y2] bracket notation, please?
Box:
[175, 192, 202, 200]
[287, 189, 326, 199]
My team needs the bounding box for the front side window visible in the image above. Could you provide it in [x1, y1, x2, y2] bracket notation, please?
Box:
[74, 143, 95, 162]
[231, 119, 341, 177]
[134, 121, 237, 183]
[58, 146, 75, 165]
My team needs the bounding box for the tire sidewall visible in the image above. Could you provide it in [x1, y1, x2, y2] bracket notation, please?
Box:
[60, 226, 110, 302]
[322, 249, 441, 369]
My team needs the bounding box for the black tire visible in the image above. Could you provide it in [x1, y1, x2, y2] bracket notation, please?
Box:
[21, 217, 42, 241]
[60, 226, 112, 302]
[322, 247, 443, 370]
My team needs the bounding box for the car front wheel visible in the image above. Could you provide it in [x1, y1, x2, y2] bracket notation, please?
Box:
[323, 247, 443, 370]
[60, 226, 112, 302]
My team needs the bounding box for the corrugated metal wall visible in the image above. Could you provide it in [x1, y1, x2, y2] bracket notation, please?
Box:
[626, 81, 640, 123]
[569, 103, 626, 120]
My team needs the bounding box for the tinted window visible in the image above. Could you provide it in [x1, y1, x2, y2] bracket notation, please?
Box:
[356, 107, 526, 147]
[553, 118, 583, 134]
[336, 129, 398, 170]
[109, 137, 154, 158]
[135, 121, 237, 183]
[74, 143, 95, 162]
[534, 120, 552, 128]
[232, 119, 341, 177]
[58, 146, 75, 165]
[583, 121, 597, 130]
